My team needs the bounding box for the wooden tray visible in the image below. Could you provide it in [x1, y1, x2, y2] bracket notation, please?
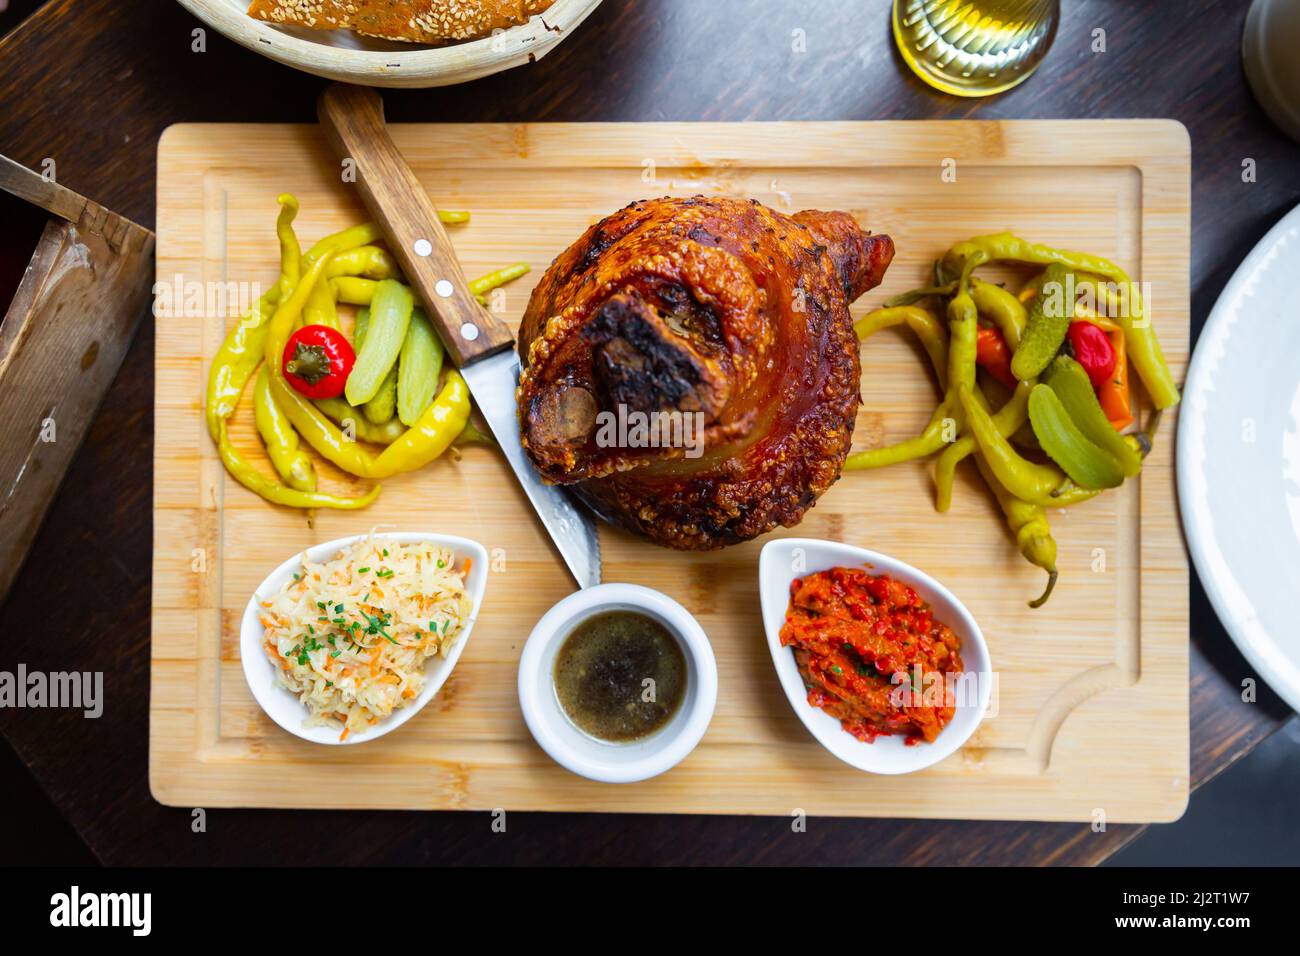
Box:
[151, 120, 1190, 821]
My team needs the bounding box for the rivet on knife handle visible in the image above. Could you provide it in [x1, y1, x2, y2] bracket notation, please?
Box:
[316, 83, 514, 368]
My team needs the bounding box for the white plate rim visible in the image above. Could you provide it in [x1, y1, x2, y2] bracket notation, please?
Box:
[1177, 201, 1300, 714]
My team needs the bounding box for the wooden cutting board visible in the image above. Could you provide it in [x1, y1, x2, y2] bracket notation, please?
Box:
[151, 120, 1189, 821]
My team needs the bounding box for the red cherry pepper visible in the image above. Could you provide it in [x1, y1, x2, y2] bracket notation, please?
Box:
[975, 325, 1018, 391]
[282, 325, 355, 400]
[1066, 321, 1117, 389]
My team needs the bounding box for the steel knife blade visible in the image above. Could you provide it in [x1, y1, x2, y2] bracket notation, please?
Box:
[460, 351, 601, 589]
[316, 83, 601, 589]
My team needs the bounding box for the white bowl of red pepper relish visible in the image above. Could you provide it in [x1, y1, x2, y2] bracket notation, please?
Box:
[758, 538, 992, 775]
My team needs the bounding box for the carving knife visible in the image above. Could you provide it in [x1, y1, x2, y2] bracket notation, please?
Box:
[317, 84, 600, 589]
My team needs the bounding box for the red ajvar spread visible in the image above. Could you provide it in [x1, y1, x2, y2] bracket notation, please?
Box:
[779, 567, 963, 744]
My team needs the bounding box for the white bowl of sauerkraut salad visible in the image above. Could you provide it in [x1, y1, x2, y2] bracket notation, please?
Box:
[240, 532, 488, 744]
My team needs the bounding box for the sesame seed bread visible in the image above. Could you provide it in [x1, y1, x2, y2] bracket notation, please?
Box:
[247, 0, 557, 44]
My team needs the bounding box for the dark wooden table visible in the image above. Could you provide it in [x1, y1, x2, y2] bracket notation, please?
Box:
[0, 0, 1295, 866]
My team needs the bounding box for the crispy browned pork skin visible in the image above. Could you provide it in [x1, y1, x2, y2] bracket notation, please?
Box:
[517, 196, 894, 550]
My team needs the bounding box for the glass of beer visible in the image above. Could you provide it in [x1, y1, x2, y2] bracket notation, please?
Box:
[893, 0, 1060, 97]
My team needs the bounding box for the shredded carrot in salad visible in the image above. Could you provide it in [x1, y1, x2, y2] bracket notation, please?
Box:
[260, 536, 471, 740]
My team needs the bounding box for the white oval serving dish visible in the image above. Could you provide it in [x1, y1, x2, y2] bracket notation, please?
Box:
[240, 531, 488, 745]
[758, 537, 992, 775]
[177, 0, 603, 88]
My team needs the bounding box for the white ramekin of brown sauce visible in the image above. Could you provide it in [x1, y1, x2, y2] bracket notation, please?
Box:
[517, 583, 718, 783]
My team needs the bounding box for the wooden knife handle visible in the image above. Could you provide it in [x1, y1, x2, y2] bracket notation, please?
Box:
[317, 84, 514, 367]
